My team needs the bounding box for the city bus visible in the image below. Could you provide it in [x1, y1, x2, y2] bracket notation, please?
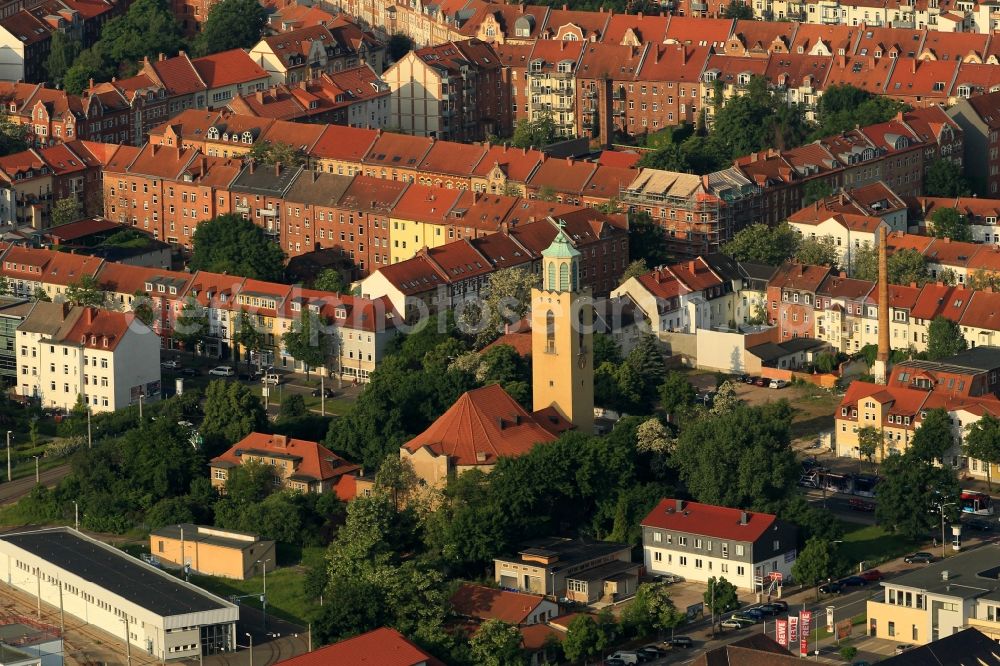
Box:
[961, 490, 995, 516]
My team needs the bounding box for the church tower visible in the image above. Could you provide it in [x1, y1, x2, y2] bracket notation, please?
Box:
[531, 222, 594, 433]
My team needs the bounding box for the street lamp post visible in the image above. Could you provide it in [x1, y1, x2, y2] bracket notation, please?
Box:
[86, 407, 91, 449]
[121, 617, 132, 666]
[73, 501, 78, 530]
[6, 430, 11, 482]
[245, 633, 253, 666]
[258, 558, 271, 631]
[932, 500, 955, 560]
[32, 455, 39, 483]
[138, 393, 144, 420]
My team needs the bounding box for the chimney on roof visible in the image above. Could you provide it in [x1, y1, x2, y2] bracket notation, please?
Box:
[675, 498, 684, 512]
[688, 260, 696, 272]
[497, 416, 505, 430]
[313, 169, 319, 183]
[562, 2, 567, 8]
[273, 434, 288, 448]
[275, 161, 282, 177]
[837, 52, 845, 68]
[158, 52, 166, 62]
[911, 58, 916, 74]
[910, 281, 918, 288]
[151, 144, 158, 156]
[255, 90, 264, 104]
[85, 307, 94, 324]
[839, 271, 847, 278]
[249, 158, 255, 175]
[739, 511, 748, 525]
[61, 301, 70, 319]
[88, 77, 93, 91]
[868, 55, 875, 70]
[519, 2, 524, 12]
[201, 156, 207, 173]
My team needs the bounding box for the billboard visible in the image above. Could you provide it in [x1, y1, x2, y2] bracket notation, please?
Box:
[776, 619, 788, 647]
[800, 610, 812, 657]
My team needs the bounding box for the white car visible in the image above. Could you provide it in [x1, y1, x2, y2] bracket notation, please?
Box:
[769, 379, 788, 389]
[262, 373, 281, 385]
[161, 360, 179, 369]
[208, 366, 235, 377]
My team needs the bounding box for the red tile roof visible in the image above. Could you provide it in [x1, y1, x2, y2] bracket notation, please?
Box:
[418, 140, 488, 177]
[597, 150, 640, 169]
[450, 583, 548, 624]
[641, 498, 777, 543]
[64, 307, 135, 352]
[211, 432, 359, 483]
[191, 49, 269, 88]
[274, 627, 444, 666]
[310, 124, 380, 163]
[910, 283, 973, 321]
[402, 384, 557, 466]
[147, 52, 206, 96]
[959, 289, 1000, 331]
[363, 131, 434, 168]
[769, 261, 832, 291]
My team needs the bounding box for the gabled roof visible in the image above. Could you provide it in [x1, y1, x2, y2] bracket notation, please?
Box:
[603, 13, 669, 45]
[959, 289, 1000, 332]
[418, 140, 488, 177]
[63, 307, 136, 352]
[362, 131, 434, 168]
[273, 627, 444, 666]
[192, 49, 269, 88]
[526, 156, 596, 194]
[211, 432, 359, 483]
[817, 274, 874, 300]
[146, 52, 206, 96]
[769, 261, 833, 291]
[260, 25, 337, 69]
[576, 42, 644, 81]
[450, 583, 548, 624]
[910, 282, 973, 322]
[663, 15, 732, 47]
[96, 263, 191, 298]
[472, 144, 544, 181]
[311, 124, 379, 163]
[402, 384, 557, 466]
[641, 498, 779, 543]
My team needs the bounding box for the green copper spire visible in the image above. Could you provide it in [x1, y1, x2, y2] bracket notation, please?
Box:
[541, 219, 581, 259]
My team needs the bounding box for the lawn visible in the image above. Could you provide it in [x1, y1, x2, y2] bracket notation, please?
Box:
[837, 522, 915, 570]
[187, 546, 325, 627]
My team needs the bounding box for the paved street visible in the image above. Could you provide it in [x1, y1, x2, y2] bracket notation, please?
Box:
[0, 463, 70, 505]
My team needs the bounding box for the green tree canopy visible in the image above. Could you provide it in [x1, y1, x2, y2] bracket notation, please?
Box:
[469, 619, 526, 666]
[910, 408, 955, 464]
[853, 244, 929, 285]
[282, 310, 332, 377]
[97, 0, 184, 75]
[194, 0, 266, 55]
[65, 275, 106, 307]
[622, 582, 685, 638]
[387, 33, 414, 62]
[965, 414, 1000, 491]
[928, 207, 972, 242]
[312, 268, 347, 294]
[50, 197, 82, 228]
[712, 77, 810, 158]
[924, 158, 971, 197]
[673, 402, 797, 510]
[792, 537, 834, 598]
[247, 140, 308, 166]
[927, 316, 967, 361]
[629, 211, 671, 267]
[795, 235, 839, 266]
[200, 380, 267, 456]
[813, 84, 908, 138]
[459, 267, 538, 348]
[45, 31, 81, 86]
[189, 213, 286, 281]
[875, 450, 960, 539]
[722, 223, 800, 266]
[511, 113, 556, 149]
[722, 0, 753, 18]
[967, 270, 1000, 291]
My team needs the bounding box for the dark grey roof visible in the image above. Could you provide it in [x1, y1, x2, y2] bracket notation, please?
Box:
[703, 253, 742, 282]
[883, 544, 1000, 600]
[502, 537, 631, 574]
[896, 346, 1000, 375]
[747, 338, 828, 363]
[230, 162, 303, 197]
[878, 628, 1000, 666]
[739, 262, 779, 282]
[283, 171, 354, 207]
[565, 559, 640, 583]
[0, 528, 228, 617]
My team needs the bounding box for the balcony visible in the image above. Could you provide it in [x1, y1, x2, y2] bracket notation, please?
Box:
[234, 204, 250, 213]
[691, 1, 707, 10]
[892, 17, 915, 27]
[551, 70, 574, 79]
[260, 208, 277, 218]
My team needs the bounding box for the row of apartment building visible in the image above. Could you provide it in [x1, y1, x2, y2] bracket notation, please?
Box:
[0, 245, 401, 383]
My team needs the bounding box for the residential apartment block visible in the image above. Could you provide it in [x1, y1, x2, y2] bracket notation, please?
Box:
[15, 302, 160, 412]
[383, 39, 510, 141]
[641, 499, 798, 591]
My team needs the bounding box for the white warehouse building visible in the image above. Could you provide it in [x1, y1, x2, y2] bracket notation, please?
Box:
[0, 528, 239, 661]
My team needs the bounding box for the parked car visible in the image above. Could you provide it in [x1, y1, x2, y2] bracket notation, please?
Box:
[859, 570, 883, 582]
[744, 376, 756, 384]
[849, 498, 876, 512]
[731, 613, 760, 625]
[654, 573, 683, 584]
[904, 552, 934, 564]
[738, 608, 765, 621]
[161, 360, 179, 369]
[179, 367, 198, 377]
[768, 600, 788, 612]
[894, 645, 912, 655]
[607, 652, 640, 665]
[208, 366, 234, 377]
[819, 581, 844, 595]
[666, 636, 694, 648]
[840, 576, 868, 587]
[262, 373, 282, 385]
[721, 618, 749, 629]
[759, 603, 784, 615]
[638, 646, 666, 660]
[769, 379, 788, 389]
[312, 387, 336, 398]
[754, 377, 768, 386]
[604, 659, 625, 666]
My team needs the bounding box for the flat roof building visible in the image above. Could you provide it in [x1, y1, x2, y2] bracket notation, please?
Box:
[150, 524, 275, 581]
[0, 528, 239, 661]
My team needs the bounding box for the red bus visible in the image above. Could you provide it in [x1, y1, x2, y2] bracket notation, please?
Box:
[961, 490, 994, 516]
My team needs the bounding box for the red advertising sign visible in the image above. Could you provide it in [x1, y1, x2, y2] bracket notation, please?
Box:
[800, 610, 812, 656]
[788, 615, 799, 644]
[776, 619, 788, 647]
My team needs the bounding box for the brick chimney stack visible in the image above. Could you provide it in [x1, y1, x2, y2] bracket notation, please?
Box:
[873, 225, 890, 385]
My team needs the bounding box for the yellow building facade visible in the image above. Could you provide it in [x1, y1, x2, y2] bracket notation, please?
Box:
[531, 225, 593, 432]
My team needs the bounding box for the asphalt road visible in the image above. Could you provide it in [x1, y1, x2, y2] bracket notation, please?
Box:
[0, 463, 70, 505]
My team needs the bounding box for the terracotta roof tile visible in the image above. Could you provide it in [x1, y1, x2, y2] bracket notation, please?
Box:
[402, 384, 557, 466]
[641, 498, 777, 542]
[212, 432, 359, 483]
[191, 49, 269, 88]
[274, 627, 444, 666]
[450, 583, 548, 624]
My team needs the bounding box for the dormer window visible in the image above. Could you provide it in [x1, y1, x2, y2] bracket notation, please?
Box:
[144, 282, 153, 291]
[737, 73, 751, 86]
[157, 284, 165, 293]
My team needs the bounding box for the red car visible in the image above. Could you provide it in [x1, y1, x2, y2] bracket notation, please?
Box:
[754, 377, 768, 387]
[860, 569, 883, 582]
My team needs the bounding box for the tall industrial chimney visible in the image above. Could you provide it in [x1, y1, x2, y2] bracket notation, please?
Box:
[873, 225, 890, 384]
